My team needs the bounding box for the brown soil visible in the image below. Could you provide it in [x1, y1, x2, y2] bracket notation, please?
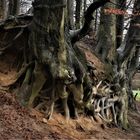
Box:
[0, 91, 140, 140]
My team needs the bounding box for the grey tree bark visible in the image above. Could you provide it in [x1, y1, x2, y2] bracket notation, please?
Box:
[117, 0, 140, 114]
[116, 0, 126, 48]
[0, 0, 7, 19]
[75, 0, 82, 29]
[8, 0, 20, 16]
[67, 0, 74, 29]
[95, 0, 117, 63]
[94, 0, 139, 129]
[26, 0, 110, 120]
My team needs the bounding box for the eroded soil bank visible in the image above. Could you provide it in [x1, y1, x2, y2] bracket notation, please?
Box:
[0, 91, 140, 140]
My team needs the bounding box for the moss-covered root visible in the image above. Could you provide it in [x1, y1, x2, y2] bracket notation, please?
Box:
[118, 88, 129, 130]
[18, 67, 33, 106]
[28, 62, 46, 107]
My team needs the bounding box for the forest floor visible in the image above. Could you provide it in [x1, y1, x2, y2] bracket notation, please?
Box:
[0, 90, 140, 140]
[0, 37, 140, 140]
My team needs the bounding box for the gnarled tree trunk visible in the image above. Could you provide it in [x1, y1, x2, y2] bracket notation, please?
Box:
[95, 0, 117, 63]
[67, 0, 74, 29]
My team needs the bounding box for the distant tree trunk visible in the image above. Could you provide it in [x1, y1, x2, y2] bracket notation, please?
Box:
[114, 0, 140, 129]
[91, 0, 97, 31]
[0, 0, 6, 19]
[94, 0, 139, 129]
[116, 0, 126, 48]
[94, 9, 98, 32]
[26, 0, 110, 117]
[75, 0, 82, 29]
[83, 0, 87, 13]
[8, 0, 20, 16]
[67, 0, 74, 29]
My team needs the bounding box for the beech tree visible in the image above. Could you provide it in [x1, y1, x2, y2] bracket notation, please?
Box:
[95, 0, 140, 128]
[0, 0, 139, 130]
[75, 0, 82, 29]
[27, 0, 110, 120]
[117, 0, 140, 111]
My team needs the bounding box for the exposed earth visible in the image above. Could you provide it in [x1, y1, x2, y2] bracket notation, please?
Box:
[0, 91, 140, 140]
[0, 37, 140, 140]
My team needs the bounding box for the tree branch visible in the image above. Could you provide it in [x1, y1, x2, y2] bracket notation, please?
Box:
[70, 0, 110, 44]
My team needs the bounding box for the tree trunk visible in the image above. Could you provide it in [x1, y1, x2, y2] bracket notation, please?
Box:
[75, 0, 82, 29]
[116, 0, 126, 48]
[27, 0, 77, 115]
[83, 0, 87, 13]
[30, 0, 69, 79]
[115, 0, 140, 129]
[96, 0, 117, 62]
[118, 0, 140, 64]
[94, 0, 140, 129]
[8, 0, 20, 16]
[127, 47, 140, 110]
[0, 0, 7, 19]
[67, 0, 74, 29]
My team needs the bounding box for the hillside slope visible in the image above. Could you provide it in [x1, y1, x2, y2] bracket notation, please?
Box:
[0, 91, 140, 140]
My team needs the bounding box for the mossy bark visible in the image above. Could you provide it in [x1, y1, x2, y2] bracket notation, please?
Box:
[116, 0, 126, 48]
[96, 0, 117, 62]
[30, 0, 69, 79]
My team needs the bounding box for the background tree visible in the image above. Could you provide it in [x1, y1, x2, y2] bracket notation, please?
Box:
[95, 0, 139, 128]
[0, 0, 7, 19]
[67, 0, 74, 29]
[8, 0, 20, 16]
[116, 0, 127, 48]
[117, 0, 140, 111]
[0, 0, 139, 130]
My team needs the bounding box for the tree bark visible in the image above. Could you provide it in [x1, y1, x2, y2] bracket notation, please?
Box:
[0, 0, 7, 19]
[118, 0, 140, 63]
[116, 0, 126, 48]
[8, 0, 20, 16]
[75, 0, 82, 29]
[30, 0, 69, 79]
[70, 0, 110, 44]
[67, 0, 74, 29]
[127, 46, 140, 110]
[95, 0, 117, 62]
[115, 0, 140, 128]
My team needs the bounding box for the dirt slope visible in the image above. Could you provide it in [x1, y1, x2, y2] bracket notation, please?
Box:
[0, 91, 140, 140]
